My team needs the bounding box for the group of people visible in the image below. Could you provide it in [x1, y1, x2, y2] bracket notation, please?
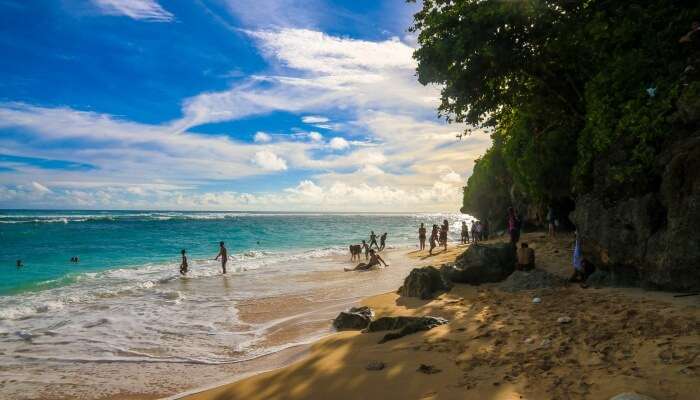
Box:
[347, 231, 389, 271]
[417, 220, 451, 255]
[179, 241, 230, 276]
[459, 220, 488, 244]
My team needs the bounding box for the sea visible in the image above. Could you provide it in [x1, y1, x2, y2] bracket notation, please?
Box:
[0, 210, 472, 399]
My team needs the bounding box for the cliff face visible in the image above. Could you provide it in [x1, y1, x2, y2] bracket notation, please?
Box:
[572, 137, 700, 291]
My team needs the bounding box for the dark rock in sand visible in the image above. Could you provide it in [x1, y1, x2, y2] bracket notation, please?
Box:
[364, 316, 448, 343]
[573, 137, 700, 291]
[446, 243, 516, 285]
[417, 364, 441, 374]
[498, 269, 566, 292]
[332, 306, 373, 331]
[397, 266, 451, 299]
[365, 361, 385, 371]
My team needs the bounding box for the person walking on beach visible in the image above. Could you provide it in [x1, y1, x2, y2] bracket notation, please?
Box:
[460, 221, 469, 244]
[345, 249, 388, 271]
[361, 240, 370, 260]
[429, 225, 439, 255]
[471, 221, 479, 244]
[369, 231, 379, 250]
[418, 223, 427, 250]
[440, 220, 449, 250]
[379, 232, 388, 251]
[179, 249, 189, 275]
[547, 206, 556, 238]
[214, 241, 228, 274]
[507, 207, 521, 245]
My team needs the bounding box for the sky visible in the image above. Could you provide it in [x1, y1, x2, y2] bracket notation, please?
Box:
[0, 0, 490, 212]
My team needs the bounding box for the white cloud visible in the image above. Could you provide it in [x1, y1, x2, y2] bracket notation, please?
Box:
[254, 131, 272, 143]
[307, 131, 323, 142]
[31, 181, 52, 194]
[92, 0, 173, 22]
[328, 137, 349, 150]
[302, 115, 329, 124]
[253, 151, 288, 171]
[441, 171, 463, 183]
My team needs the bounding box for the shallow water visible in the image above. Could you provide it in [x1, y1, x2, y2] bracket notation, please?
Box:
[0, 211, 472, 399]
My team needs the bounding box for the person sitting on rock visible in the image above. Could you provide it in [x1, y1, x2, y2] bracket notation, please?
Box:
[345, 249, 388, 271]
[516, 242, 535, 271]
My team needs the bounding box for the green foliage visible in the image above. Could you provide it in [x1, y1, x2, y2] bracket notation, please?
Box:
[411, 0, 700, 219]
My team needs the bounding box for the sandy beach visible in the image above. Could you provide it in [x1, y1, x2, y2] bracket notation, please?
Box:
[181, 233, 700, 400]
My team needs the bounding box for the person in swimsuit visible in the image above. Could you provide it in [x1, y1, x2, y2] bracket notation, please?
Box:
[439, 221, 448, 250]
[179, 249, 189, 275]
[369, 231, 379, 250]
[418, 223, 427, 250]
[361, 240, 370, 260]
[346, 249, 387, 271]
[379, 232, 388, 251]
[429, 225, 439, 255]
[214, 241, 228, 274]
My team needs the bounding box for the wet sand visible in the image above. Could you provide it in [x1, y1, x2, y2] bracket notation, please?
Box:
[182, 233, 700, 400]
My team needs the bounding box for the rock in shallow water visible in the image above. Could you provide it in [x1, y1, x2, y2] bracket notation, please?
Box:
[332, 306, 373, 331]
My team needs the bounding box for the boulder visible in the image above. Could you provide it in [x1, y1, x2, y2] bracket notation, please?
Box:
[498, 269, 567, 292]
[572, 137, 700, 291]
[446, 243, 516, 284]
[364, 316, 448, 344]
[397, 266, 451, 299]
[332, 306, 373, 331]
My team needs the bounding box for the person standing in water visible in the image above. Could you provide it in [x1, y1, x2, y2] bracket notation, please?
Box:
[361, 240, 370, 260]
[16, 259, 23, 269]
[369, 231, 379, 250]
[214, 241, 228, 274]
[418, 223, 427, 250]
[379, 232, 388, 251]
[179, 249, 189, 275]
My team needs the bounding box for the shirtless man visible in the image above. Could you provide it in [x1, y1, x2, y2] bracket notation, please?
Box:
[418, 223, 427, 250]
[214, 241, 228, 274]
[345, 249, 387, 271]
[379, 232, 388, 251]
[179, 249, 189, 275]
[369, 231, 379, 250]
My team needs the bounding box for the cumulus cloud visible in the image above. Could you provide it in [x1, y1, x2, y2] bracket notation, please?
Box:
[254, 131, 272, 143]
[307, 131, 323, 142]
[328, 137, 349, 150]
[253, 151, 288, 171]
[92, 0, 173, 22]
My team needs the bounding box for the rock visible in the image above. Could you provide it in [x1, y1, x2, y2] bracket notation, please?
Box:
[498, 269, 567, 292]
[609, 393, 656, 400]
[332, 306, 373, 331]
[446, 243, 517, 285]
[417, 364, 441, 374]
[532, 297, 542, 304]
[364, 316, 448, 343]
[557, 316, 572, 324]
[365, 361, 385, 371]
[572, 137, 700, 291]
[397, 266, 451, 299]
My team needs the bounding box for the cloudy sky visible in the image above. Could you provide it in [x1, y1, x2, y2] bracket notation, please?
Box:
[0, 0, 490, 211]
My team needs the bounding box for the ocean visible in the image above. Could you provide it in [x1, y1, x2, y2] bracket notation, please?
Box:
[0, 210, 472, 399]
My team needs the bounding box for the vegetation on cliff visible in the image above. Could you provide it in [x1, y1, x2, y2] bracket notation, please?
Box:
[410, 0, 700, 226]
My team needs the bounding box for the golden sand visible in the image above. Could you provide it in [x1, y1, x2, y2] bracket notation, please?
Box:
[181, 233, 700, 400]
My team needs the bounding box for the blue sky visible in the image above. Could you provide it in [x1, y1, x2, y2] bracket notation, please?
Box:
[0, 0, 490, 211]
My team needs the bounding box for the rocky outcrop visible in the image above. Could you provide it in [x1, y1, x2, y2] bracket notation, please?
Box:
[445, 243, 516, 284]
[397, 266, 451, 299]
[332, 306, 373, 331]
[572, 137, 700, 291]
[364, 316, 448, 343]
[498, 269, 567, 292]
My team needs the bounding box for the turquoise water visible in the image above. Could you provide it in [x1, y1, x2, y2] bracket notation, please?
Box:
[0, 210, 469, 295]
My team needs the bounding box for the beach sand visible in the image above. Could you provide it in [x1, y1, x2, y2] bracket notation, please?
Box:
[181, 233, 700, 400]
